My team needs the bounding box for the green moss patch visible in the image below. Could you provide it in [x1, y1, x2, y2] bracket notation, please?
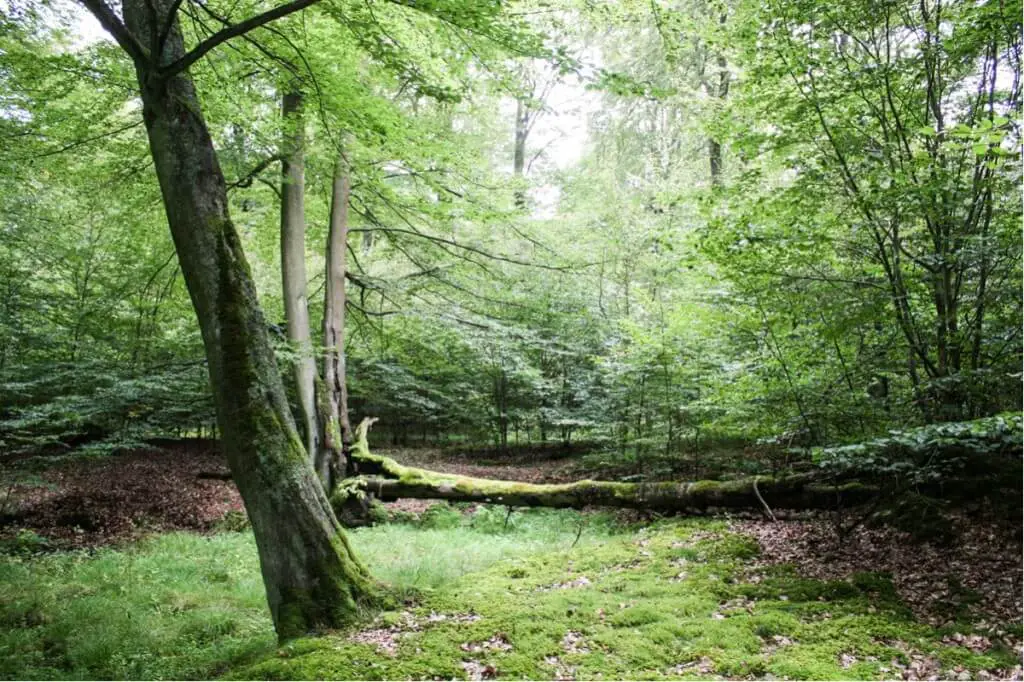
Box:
[233, 517, 1022, 680]
[2, 510, 1019, 680]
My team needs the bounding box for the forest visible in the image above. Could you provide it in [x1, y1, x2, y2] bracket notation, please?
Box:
[0, 0, 1021, 679]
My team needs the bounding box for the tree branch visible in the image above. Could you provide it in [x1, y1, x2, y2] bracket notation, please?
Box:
[78, 0, 150, 65]
[156, 0, 186, 58]
[158, 0, 321, 77]
[226, 153, 284, 191]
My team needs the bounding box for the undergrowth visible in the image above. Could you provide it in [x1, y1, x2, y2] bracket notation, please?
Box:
[0, 507, 625, 680]
[234, 519, 1020, 681]
[0, 507, 1019, 680]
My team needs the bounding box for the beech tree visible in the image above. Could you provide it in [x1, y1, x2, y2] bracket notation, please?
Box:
[65, 0, 556, 639]
[319, 154, 355, 488]
[75, 0, 376, 639]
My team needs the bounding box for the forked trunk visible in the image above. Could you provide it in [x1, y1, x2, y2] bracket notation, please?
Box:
[122, 0, 374, 640]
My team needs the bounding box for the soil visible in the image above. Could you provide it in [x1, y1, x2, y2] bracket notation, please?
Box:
[0, 440, 242, 548]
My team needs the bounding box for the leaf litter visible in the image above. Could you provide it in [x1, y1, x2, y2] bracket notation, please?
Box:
[733, 517, 1022, 626]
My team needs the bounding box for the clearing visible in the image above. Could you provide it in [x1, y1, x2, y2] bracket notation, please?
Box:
[0, 443, 1020, 680]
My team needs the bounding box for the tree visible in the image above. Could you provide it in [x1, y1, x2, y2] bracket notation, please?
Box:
[712, 0, 1023, 423]
[76, 0, 375, 639]
[511, 62, 558, 209]
[320, 153, 355, 488]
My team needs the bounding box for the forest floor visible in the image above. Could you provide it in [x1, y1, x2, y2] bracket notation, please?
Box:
[0, 441, 1021, 680]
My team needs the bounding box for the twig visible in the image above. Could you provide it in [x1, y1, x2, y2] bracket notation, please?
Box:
[753, 476, 777, 522]
[570, 516, 586, 548]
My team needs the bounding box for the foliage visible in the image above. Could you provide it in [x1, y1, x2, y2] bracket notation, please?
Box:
[816, 414, 1023, 485]
[0, 0, 1019, 481]
[0, 361, 214, 455]
[704, 0, 1023, 428]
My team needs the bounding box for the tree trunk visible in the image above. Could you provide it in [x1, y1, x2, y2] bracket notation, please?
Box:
[120, 0, 374, 640]
[320, 155, 354, 488]
[337, 421, 873, 515]
[513, 97, 528, 209]
[279, 88, 320, 461]
[706, 16, 729, 187]
[343, 473, 869, 514]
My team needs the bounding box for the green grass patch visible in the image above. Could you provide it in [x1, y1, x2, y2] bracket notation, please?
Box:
[0, 532, 271, 680]
[1, 509, 1019, 680]
[0, 507, 625, 679]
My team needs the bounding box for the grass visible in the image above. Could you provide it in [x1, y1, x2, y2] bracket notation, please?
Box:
[0, 507, 625, 680]
[0, 532, 272, 680]
[0, 508, 1019, 680]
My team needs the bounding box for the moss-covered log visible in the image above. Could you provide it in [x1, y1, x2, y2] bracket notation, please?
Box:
[333, 420, 873, 515]
[341, 473, 872, 513]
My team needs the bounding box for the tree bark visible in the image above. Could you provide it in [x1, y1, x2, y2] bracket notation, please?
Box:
[279, 88, 320, 462]
[320, 155, 354, 488]
[117, 0, 374, 640]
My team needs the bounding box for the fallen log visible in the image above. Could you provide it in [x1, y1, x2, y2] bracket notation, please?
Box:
[341, 473, 872, 513]
[330, 420, 874, 516]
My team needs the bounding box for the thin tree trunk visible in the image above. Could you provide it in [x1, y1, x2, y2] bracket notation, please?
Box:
[708, 138, 723, 186]
[706, 12, 730, 186]
[707, 51, 729, 185]
[279, 88, 320, 461]
[513, 97, 527, 209]
[320, 155, 354, 488]
[118, 0, 375, 640]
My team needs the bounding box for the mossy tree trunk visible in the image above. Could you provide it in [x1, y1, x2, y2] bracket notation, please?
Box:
[109, 0, 375, 640]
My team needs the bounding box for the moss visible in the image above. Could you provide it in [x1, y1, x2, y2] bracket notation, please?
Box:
[608, 603, 665, 627]
[367, 499, 390, 525]
[453, 480, 477, 495]
[686, 479, 725, 496]
[849, 571, 900, 600]
[703, 532, 760, 560]
[230, 518, 1022, 679]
